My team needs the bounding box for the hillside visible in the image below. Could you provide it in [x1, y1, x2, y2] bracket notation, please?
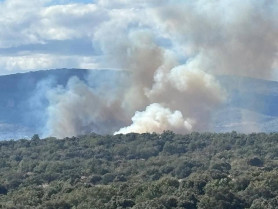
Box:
[0, 132, 277, 208]
[1, 69, 278, 139]
[0, 69, 119, 139]
[212, 75, 278, 132]
[0, 69, 88, 139]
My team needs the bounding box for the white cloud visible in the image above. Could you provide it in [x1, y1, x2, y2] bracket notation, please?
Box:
[38, 4, 108, 40]
[0, 0, 111, 73]
[0, 1, 108, 48]
[0, 54, 99, 74]
[0, 0, 156, 74]
[0, 54, 53, 72]
[0, 0, 44, 47]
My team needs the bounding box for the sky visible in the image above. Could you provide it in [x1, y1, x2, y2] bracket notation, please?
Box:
[0, 0, 108, 75]
[0, 0, 277, 78]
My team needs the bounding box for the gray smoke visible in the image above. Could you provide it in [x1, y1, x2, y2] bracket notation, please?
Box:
[46, 76, 127, 137]
[45, 0, 278, 137]
[153, 0, 278, 78]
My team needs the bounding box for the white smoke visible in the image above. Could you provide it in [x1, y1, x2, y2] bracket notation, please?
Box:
[115, 103, 194, 134]
[45, 0, 278, 137]
[145, 63, 226, 131]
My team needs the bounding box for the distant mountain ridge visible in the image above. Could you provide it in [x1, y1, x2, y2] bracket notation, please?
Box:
[0, 69, 277, 139]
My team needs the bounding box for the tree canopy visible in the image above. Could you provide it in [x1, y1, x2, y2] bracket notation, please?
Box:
[0, 132, 277, 208]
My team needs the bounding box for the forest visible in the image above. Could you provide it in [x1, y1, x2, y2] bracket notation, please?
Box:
[0, 131, 277, 209]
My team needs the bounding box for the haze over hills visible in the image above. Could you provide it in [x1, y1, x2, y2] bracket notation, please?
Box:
[0, 69, 119, 139]
[213, 75, 278, 133]
[0, 0, 277, 139]
[0, 68, 278, 140]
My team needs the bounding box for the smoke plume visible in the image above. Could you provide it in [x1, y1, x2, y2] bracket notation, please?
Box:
[114, 103, 194, 134]
[46, 76, 127, 136]
[45, 0, 278, 138]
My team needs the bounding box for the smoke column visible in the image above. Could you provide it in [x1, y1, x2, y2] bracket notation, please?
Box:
[45, 0, 278, 138]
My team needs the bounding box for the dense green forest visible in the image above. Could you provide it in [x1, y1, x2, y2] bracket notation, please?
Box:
[0, 132, 277, 209]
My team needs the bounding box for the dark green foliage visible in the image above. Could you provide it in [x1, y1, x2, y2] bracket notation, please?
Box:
[0, 132, 278, 208]
[0, 185, 7, 195]
[248, 157, 263, 167]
